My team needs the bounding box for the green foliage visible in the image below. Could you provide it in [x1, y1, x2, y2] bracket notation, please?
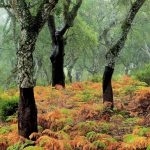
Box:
[57, 130, 70, 140]
[89, 74, 102, 83]
[86, 131, 97, 141]
[0, 126, 12, 134]
[99, 122, 112, 134]
[38, 126, 44, 132]
[116, 110, 130, 118]
[23, 146, 43, 150]
[147, 145, 150, 150]
[0, 97, 18, 121]
[82, 91, 94, 102]
[123, 118, 141, 125]
[123, 86, 138, 95]
[123, 134, 137, 143]
[65, 117, 74, 125]
[7, 142, 21, 150]
[60, 108, 71, 115]
[64, 143, 73, 150]
[137, 127, 150, 136]
[92, 140, 107, 149]
[39, 137, 49, 147]
[7, 140, 35, 150]
[134, 63, 150, 85]
[105, 137, 117, 142]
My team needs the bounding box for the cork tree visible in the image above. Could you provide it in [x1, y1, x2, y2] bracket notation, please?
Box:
[48, 0, 82, 87]
[0, 0, 59, 138]
[102, 0, 146, 108]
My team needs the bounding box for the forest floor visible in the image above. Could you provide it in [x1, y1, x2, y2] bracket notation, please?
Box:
[0, 76, 150, 150]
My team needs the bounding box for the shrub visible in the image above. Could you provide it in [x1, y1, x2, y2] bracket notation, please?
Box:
[0, 126, 12, 134]
[92, 140, 107, 149]
[0, 97, 18, 121]
[89, 74, 102, 83]
[7, 140, 35, 150]
[134, 63, 150, 85]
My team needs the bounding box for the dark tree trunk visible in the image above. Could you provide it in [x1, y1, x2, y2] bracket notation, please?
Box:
[50, 35, 65, 87]
[102, 66, 114, 108]
[48, 16, 65, 87]
[18, 88, 37, 138]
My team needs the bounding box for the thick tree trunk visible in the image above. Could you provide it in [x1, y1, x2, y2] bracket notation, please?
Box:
[102, 66, 114, 108]
[18, 88, 37, 138]
[50, 35, 65, 87]
[17, 30, 38, 138]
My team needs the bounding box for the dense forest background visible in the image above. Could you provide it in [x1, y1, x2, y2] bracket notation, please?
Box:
[0, 0, 150, 89]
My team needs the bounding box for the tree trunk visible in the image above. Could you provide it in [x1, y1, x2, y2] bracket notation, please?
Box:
[68, 68, 73, 83]
[125, 65, 130, 75]
[17, 30, 38, 138]
[50, 34, 65, 87]
[18, 88, 37, 138]
[76, 71, 81, 82]
[102, 0, 145, 109]
[102, 66, 114, 108]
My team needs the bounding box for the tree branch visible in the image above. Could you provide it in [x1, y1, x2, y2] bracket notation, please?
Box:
[34, 0, 59, 32]
[108, 0, 146, 57]
[59, 0, 83, 35]
[48, 15, 57, 47]
[11, 0, 32, 28]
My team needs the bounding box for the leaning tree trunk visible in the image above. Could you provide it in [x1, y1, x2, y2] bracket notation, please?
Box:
[50, 34, 65, 87]
[102, 0, 146, 109]
[102, 52, 115, 108]
[17, 30, 38, 138]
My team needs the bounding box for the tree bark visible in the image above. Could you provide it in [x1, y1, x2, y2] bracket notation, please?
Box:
[48, 15, 65, 87]
[68, 69, 72, 83]
[6, 0, 59, 139]
[51, 34, 65, 87]
[102, 66, 114, 108]
[18, 88, 37, 138]
[17, 30, 38, 138]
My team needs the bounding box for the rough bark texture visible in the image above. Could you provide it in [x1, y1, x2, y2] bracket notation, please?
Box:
[18, 88, 37, 138]
[17, 30, 37, 88]
[17, 29, 38, 137]
[102, 0, 146, 107]
[103, 66, 114, 108]
[10, 0, 59, 138]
